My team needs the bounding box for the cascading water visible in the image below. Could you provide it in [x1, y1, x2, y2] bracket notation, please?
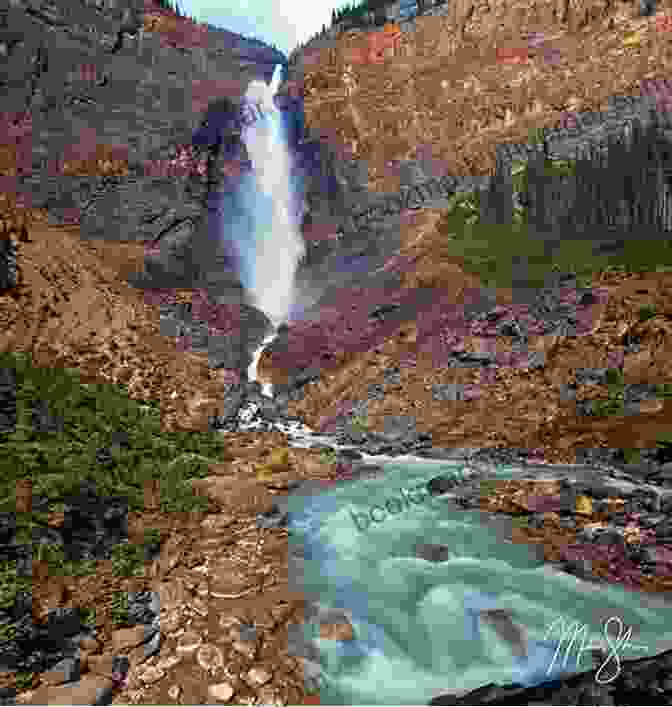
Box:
[248, 331, 277, 398]
[239, 64, 306, 398]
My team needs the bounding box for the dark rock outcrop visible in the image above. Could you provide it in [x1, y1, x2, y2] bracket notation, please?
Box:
[428, 647, 672, 704]
[0, 0, 301, 384]
[158, 296, 274, 375]
[3, 0, 284, 287]
[0, 480, 159, 683]
[0, 237, 18, 292]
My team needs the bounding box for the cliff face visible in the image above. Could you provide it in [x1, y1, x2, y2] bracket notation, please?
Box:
[259, 0, 672, 463]
[2, 0, 282, 234]
[0, 0, 287, 428]
[0, 0, 384, 425]
[293, 0, 670, 190]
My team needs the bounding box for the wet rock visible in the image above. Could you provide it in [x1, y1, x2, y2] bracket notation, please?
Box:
[0, 237, 18, 292]
[289, 366, 321, 389]
[257, 399, 280, 420]
[655, 517, 672, 541]
[359, 440, 397, 456]
[340, 429, 367, 446]
[369, 302, 401, 321]
[245, 381, 263, 397]
[416, 448, 475, 461]
[336, 449, 363, 461]
[495, 318, 526, 340]
[126, 592, 160, 627]
[626, 488, 662, 514]
[341, 463, 384, 482]
[415, 543, 451, 563]
[427, 475, 461, 496]
[367, 383, 385, 401]
[429, 646, 672, 704]
[432, 384, 468, 402]
[0, 687, 16, 705]
[41, 655, 83, 686]
[382, 367, 401, 386]
[211, 384, 245, 425]
[286, 623, 320, 662]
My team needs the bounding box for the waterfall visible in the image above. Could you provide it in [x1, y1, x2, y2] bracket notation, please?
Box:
[238, 64, 306, 327]
[238, 64, 306, 397]
[248, 331, 277, 398]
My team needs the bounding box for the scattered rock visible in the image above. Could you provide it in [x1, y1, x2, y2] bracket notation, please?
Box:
[208, 681, 235, 703]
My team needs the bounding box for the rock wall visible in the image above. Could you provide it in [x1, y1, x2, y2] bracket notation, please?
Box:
[1, 0, 284, 271]
[0, 0, 297, 384]
[0, 0, 427, 328]
[0, 0, 390, 383]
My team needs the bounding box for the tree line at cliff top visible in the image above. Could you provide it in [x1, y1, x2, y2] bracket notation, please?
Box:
[288, 0, 450, 65]
[148, 0, 283, 53]
[286, 0, 394, 60]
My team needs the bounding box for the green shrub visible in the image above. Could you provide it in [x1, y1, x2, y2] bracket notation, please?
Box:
[349, 415, 368, 432]
[319, 449, 338, 465]
[605, 367, 625, 387]
[655, 383, 672, 398]
[111, 591, 130, 626]
[15, 673, 34, 691]
[80, 607, 96, 627]
[0, 559, 32, 610]
[592, 396, 625, 417]
[479, 479, 500, 497]
[144, 528, 162, 545]
[111, 543, 146, 577]
[510, 516, 531, 528]
[0, 620, 17, 642]
[638, 303, 657, 322]
[0, 351, 231, 519]
[620, 448, 642, 464]
[31, 543, 97, 577]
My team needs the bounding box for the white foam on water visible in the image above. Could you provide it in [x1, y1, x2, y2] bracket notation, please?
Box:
[247, 329, 278, 398]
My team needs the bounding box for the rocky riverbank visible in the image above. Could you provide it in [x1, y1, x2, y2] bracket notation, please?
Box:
[4, 422, 672, 706]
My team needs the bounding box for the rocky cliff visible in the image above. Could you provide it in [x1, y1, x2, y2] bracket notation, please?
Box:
[3, 1, 672, 705]
[0, 0, 293, 428]
[258, 0, 672, 465]
[3, 0, 284, 247]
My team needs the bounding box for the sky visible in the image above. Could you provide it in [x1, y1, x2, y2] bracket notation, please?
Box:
[176, 0, 349, 57]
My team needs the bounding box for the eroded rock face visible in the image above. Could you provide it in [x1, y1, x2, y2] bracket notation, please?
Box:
[158, 296, 274, 379]
[2, 0, 285, 276]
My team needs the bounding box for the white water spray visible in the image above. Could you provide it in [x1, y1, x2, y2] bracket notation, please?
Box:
[240, 65, 306, 398]
[241, 65, 305, 327]
[248, 331, 277, 398]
